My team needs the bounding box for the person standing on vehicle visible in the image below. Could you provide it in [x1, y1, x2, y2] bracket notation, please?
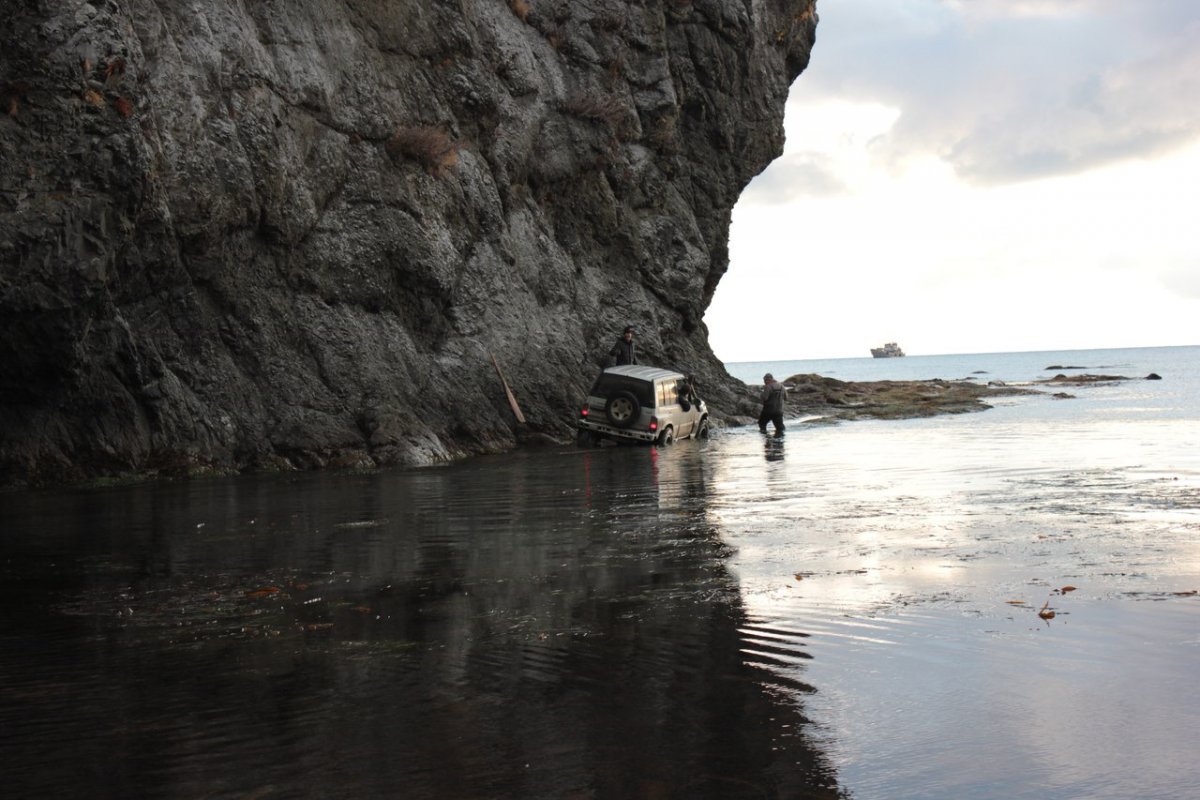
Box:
[609, 326, 638, 366]
[758, 373, 786, 435]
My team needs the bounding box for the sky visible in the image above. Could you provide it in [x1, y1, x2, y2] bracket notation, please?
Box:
[705, 0, 1200, 361]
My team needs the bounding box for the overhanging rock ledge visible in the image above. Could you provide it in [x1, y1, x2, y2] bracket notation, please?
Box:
[0, 0, 817, 486]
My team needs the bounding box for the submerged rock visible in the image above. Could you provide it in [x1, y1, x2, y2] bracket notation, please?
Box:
[1039, 374, 1130, 385]
[767, 374, 1040, 422]
[0, 1, 817, 486]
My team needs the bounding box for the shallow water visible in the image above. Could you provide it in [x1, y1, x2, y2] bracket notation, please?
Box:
[711, 405, 1200, 800]
[3, 346, 1199, 799]
[1, 446, 842, 799]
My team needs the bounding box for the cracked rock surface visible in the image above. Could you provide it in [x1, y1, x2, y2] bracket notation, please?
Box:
[1, 0, 816, 486]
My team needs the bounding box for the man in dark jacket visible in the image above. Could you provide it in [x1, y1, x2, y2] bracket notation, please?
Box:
[758, 373, 786, 435]
[609, 326, 638, 366]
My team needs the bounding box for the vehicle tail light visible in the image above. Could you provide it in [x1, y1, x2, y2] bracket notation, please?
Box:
[580, 407, 589, 417]
[649, 417, 658, 432]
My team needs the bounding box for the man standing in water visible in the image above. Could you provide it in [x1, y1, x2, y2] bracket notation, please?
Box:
[759, 373, 786, 435]
[609, 326, 638, 366]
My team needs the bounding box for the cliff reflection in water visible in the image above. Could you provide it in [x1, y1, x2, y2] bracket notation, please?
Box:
[0, 445, 843, 799]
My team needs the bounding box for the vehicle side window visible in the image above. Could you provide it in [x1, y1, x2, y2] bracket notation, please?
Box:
[657, 381, 678, 408]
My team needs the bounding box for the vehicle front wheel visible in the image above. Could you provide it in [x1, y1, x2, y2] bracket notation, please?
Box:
[696, 418, 710, 440]
[657, 426, 675, 446]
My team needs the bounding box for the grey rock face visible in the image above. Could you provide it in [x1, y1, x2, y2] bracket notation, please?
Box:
[0, 0, 816, 486]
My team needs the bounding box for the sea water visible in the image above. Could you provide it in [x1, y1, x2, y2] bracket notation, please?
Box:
[726, 343, 1191, 390]
[1, 345, 1197, 799]
[719, 344, 1200, 799]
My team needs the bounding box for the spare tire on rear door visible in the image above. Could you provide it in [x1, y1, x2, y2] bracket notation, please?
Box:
[605, 391, 640, 428]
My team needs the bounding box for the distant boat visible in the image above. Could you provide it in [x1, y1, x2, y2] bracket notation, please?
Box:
[871, 342, 905, 358]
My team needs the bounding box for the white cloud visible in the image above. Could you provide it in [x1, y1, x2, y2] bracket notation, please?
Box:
[743, 100, 900, 201]
[944, 0, 1102, 21]
[706, 0, 1200, 362]
[744, 152, 849, 201]
[1159, 262, 1200, 299]
[707, 132, 1200, 360]
[943, 19, 1200, 183]
[794, 0, 1200, 186]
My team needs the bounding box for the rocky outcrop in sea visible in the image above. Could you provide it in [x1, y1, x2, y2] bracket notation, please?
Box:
[1, 1, 817, 486]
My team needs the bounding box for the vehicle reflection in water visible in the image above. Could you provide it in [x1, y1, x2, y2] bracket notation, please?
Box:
[0, 443, 844, 799]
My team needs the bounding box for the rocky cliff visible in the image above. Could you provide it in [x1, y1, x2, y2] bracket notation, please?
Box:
[0, 0, 816, 486]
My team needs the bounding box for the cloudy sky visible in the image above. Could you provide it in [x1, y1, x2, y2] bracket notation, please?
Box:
[705, 0, 1200, 361]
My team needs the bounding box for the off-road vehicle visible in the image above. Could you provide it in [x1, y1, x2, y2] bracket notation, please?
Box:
[577, 365, 709, 446]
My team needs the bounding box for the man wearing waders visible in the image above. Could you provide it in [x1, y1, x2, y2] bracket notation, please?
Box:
[758, 373, 786, 435]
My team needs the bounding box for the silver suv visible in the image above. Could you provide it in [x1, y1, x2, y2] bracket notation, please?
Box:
[577, 366, 709, 446]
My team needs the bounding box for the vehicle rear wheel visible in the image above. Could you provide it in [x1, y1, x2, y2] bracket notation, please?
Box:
[657, 426, 675, 446]
[605, 391, 640, 428]
[696, 418, 710, 440]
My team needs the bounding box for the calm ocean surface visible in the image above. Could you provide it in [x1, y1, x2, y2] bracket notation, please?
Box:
[2, 345, 1197, 798]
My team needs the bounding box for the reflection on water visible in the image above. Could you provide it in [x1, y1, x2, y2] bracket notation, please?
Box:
[0, 445, 842, 799]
